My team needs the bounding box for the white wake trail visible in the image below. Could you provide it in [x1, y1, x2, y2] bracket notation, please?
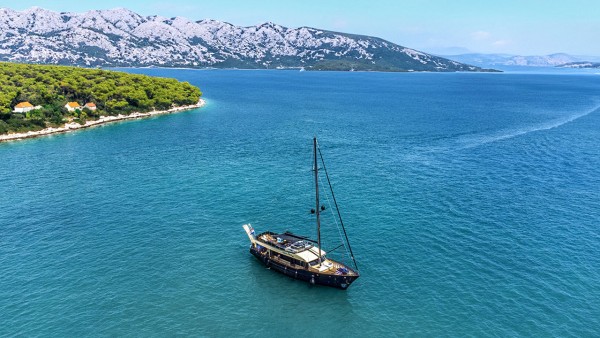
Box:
[457, 103, 600, 150]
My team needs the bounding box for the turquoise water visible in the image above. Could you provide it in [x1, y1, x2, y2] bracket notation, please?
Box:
[1, 69, 600, 336]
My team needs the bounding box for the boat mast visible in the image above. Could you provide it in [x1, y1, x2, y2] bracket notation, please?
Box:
[314, 137, 322, 265]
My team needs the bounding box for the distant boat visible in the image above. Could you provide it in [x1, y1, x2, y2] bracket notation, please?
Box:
[243, 137, 359, 289]
[299, 67, 305, 72]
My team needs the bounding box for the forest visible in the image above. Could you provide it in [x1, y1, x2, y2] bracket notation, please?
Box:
[0, 62, 202, 134]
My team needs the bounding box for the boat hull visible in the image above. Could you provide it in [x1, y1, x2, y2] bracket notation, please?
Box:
[249, 247, 358, 290]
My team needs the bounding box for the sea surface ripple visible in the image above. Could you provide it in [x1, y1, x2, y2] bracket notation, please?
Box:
[1, 69, 599, 336]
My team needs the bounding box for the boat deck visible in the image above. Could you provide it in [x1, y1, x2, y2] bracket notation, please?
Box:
[266, 250, 358, 276]
[255, 232, 358, 277]
[258, 231, 315, 253]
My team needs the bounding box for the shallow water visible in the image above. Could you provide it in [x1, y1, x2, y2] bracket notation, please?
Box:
[1, 69, 599, 336]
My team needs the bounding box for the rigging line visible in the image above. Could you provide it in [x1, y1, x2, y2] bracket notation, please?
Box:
[318, 172, 352, 264]
[317, 144, 359, 272]
[316, 152, 348, 259]
[317, 166, 353, 268]
[327, 243, 345, 254]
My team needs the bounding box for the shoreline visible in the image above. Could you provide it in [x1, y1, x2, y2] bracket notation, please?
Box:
[0, 99, 205, 143]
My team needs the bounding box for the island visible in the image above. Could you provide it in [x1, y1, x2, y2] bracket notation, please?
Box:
[558, 62, 600, 69]
[0, 62, 203, 142]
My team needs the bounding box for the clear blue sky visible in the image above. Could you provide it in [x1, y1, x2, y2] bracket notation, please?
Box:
[3, 0, 599, 56]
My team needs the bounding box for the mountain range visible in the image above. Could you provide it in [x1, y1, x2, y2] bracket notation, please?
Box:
[0, 7, 492, 72]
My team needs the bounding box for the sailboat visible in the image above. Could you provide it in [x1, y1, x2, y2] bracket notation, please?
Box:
[243, 137, 359, 289]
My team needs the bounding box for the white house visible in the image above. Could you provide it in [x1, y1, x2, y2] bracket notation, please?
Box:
[84, 102, 97, 111]
[13, 101, 35, 113]
[65, 102, 82, 111]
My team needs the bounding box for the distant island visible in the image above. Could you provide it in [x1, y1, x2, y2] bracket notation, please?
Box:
[0, 7, 496, 73]
[558, 62, 600, 69]
[442, 52, 600, 68]
[0, 62, 202, 140]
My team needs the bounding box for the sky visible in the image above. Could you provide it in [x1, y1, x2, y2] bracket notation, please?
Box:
[2, 0, 599, 56]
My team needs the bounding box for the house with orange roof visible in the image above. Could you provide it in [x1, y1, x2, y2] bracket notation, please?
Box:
[84, 102, 97, 111]
[65, 102, 81, 112]
[13, 101, 35, 113]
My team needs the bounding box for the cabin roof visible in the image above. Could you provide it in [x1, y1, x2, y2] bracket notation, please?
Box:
[85, 102, 96, 107]
[66, 102, 80, 107]
[15, 101, 33, 108]
[295, 247, 327, 262]
[257, 231, 327, 262]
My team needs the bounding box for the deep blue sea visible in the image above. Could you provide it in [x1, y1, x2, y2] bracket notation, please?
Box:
[1, 68, 600, 337]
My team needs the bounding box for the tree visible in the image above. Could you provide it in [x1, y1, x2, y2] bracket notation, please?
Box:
[0, 120, 8, 134]
[0, 62, 202, 134]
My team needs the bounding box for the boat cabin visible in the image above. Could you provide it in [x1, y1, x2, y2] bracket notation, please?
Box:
[259, 231, 315, 252]
[255, 231, 336, 270]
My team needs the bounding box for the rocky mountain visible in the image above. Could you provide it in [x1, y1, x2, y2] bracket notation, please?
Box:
[0, 7, 489, 72]
[442, 53, 581, 67]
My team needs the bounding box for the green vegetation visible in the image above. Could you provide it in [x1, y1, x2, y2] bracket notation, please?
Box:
[0, 62, 202, 135]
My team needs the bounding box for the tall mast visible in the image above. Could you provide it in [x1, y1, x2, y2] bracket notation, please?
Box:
[314, 137, 322, 265]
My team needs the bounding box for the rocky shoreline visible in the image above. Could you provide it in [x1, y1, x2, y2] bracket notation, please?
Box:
[0, 99, 205, 143]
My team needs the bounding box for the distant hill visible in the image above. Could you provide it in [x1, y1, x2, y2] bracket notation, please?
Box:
[557, 62, 600, 69]
[441, 53, 582, 67]
[0, 7, 492, 72]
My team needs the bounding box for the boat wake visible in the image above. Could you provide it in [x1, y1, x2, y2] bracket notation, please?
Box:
[456, 103, 600, 150]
